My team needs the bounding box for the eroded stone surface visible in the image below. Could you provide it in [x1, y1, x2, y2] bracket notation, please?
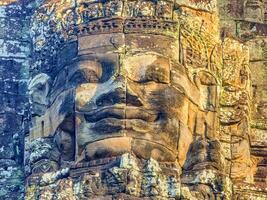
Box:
[0, 0, 266, 199]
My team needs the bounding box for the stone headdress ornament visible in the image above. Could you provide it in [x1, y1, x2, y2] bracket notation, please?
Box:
[31, 0, 179, 46]
[30, 0, 189, 73]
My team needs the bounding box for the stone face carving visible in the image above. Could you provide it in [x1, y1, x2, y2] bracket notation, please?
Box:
[20, 0, 267, 199]
[75, 34, 184, 163]
[28, 73, 51, 116]
[244, 0, 264, 23]
[3, 0, 267, 199]
[26, 0, 227, 199]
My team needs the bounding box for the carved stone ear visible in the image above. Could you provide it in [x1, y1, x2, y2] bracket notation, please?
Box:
[194, 71, 217, 112]
[54, 128, 75, 161]
[28, 73, 51, 116]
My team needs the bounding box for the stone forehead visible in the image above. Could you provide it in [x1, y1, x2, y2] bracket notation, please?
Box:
[77, 33, 179, 59]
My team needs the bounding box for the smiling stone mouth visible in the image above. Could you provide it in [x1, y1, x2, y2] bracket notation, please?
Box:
[83, 106, 158, 123]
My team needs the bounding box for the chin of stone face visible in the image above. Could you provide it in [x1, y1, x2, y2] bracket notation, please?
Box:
[0, 0, 266, 200]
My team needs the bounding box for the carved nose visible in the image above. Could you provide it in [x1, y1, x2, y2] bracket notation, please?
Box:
[126, 87, 143, 107]
[96, 76, 142, 107]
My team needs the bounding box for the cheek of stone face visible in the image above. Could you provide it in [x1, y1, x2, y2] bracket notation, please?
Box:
[75, 84, 98, 109]
[128, 83, 182, 155]
[135, 82, 186, 118]
[111, 90, 183, 153]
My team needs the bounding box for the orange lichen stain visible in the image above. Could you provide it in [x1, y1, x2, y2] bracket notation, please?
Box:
[0, 0, 18, 6]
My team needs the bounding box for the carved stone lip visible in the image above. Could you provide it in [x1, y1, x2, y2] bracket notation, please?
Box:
[83, 105, 158, 123]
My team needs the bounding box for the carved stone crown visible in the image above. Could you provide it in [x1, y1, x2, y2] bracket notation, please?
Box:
[30, 0, 180, 70]
[32, 0, 178, 42]
[62, 0, 177, 36]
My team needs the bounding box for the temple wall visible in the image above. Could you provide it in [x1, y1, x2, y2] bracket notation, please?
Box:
[0, 1, 30, 199]
[218, 0, 267, 197]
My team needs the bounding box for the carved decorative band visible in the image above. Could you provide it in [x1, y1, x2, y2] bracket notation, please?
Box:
[31, 0, 178, 50]
[62, 0, 174, 23]
[65, 17, 178, 38]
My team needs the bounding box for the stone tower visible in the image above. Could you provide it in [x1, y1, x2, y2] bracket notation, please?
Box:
[0, 0, 266, 199]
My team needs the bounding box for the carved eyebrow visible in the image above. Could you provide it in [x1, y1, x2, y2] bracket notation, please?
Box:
[125, 55, 169, 67]
[69, 54, 101, 64]
[125, 51, 167, 58]
[146, 64, 169, 71]
[69, 68, 101, 83]
[76, 55, 118, 69]
[76, 56, 100, 63]
[127, 64, 170, 84]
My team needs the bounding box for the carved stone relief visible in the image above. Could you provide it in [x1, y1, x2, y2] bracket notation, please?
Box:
[21, 0, 267, 199]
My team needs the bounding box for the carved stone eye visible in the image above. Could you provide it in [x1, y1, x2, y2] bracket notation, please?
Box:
[126, 55, 170, 84]
[69, 68, 101, 86]
[142, 66, 169, 83]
